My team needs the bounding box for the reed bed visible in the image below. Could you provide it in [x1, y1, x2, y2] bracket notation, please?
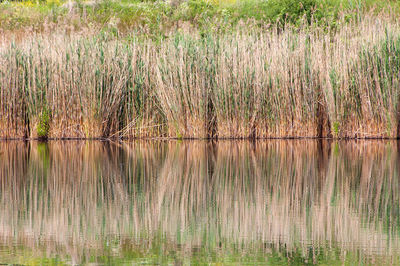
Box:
[1, 17, 400, 139]
[0, 140, 399, 264]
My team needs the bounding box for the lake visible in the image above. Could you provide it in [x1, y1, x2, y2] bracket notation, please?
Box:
[0, 140, 399, 265]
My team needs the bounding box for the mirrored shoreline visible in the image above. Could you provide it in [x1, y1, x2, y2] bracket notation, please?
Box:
[0, 140, 399, 264]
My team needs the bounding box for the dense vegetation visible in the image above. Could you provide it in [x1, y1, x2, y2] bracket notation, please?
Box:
[1, 0, 400, 139]
[0, 0, 399, 35]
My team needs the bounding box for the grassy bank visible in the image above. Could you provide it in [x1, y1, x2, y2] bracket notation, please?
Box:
[0, 0, 399, 36]
[1, 16, 400, 139]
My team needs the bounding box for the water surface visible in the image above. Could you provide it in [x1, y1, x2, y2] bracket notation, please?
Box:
[0, 140, 399, 265]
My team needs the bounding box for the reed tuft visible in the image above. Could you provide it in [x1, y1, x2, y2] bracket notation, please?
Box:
[1, 17, 400, 139]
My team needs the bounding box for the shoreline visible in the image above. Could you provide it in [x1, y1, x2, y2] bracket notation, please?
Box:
[0, 136, 399, 141]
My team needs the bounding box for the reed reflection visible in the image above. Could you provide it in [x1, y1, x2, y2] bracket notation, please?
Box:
[0, 141, 399, 264]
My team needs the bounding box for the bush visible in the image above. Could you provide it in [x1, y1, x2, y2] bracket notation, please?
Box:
[263, 0, 318, 25]
[37, 107, 50, 139]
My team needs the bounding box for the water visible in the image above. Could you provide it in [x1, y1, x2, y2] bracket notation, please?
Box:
[0, 140, 399, 265]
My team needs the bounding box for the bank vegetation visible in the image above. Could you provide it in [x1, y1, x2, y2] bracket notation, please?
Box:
[1, 1, 400, 139]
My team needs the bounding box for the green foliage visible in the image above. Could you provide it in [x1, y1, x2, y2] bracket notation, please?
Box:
[0, 0, 399, 34]
[187, 0, 215, 16]
[332, 121, 339, 136]
[264, 0, 318, 25]
[37, 107, 50, 139]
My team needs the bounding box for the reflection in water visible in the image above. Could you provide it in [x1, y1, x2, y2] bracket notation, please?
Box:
[0, 141, 399, 264]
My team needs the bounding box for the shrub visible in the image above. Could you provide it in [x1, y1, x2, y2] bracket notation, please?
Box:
[37, 107, 50, 139]
[264, 0, 319, 25]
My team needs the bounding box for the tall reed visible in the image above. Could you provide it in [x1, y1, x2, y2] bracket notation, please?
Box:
[1, 17, 400, 139]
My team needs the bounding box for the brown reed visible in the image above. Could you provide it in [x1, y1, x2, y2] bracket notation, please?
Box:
[1, 16, 400, 139]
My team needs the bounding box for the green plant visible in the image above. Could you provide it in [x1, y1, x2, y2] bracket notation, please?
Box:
[332, 122, 339, 136]
[37, 107, 50, 139]
[264, 0, 318, 25]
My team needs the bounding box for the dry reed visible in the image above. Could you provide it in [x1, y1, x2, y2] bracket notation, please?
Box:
[1, 16, 400, 139]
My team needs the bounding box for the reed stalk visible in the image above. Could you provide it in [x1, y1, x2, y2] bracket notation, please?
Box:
[1, 17, 400, 139]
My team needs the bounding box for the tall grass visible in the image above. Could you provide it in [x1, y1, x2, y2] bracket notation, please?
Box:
[1, 17, 400, 139]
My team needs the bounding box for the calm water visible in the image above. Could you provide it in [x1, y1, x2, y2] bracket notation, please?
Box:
[0, 140, 400, 265]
